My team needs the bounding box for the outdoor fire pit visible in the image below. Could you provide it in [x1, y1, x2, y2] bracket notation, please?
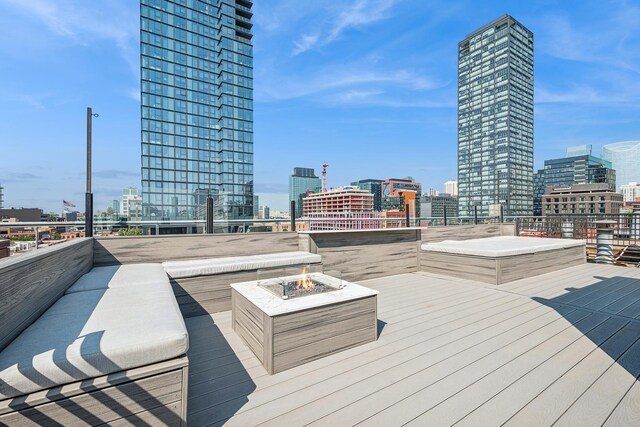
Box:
[257, 274, 345, 299]
[231, 271, 378, 375]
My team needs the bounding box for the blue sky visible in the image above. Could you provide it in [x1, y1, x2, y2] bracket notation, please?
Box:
[0, 0, 638, 213]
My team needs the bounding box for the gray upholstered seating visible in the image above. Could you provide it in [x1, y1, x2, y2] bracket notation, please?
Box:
[66, 263, 170, 293]
[162, 251, 322, 279]
[0, 265, 188, 400]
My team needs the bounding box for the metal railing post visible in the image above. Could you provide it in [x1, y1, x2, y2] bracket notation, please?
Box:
[206, 194, 213, 234]
[443, 205, 448, 226]
[474, 205, 478, 225]
[85, 107, 94, 238]
[405, 204, 410, 228]
[290, 201, 296, 231]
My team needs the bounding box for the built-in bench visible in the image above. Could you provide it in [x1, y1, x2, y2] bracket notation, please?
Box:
[420, 236, 586, 285]
[163, 251, 322, 317]
[0, 242, 189, 426]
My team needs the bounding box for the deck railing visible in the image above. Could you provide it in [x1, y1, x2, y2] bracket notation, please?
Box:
[515, 213, 640, 246]
[1, 215, 520, 237]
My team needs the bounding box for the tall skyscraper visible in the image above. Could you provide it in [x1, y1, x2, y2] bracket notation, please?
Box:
[289, 167, 321, 218]
[0, 183, 4, 209]
[458, 15, 534, 218]
[140, 0, 254, 229]
[602, 141, 640, 191]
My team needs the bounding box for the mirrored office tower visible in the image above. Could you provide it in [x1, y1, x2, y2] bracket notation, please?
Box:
[458, 15, 534, 217]
[140, 0, 253, 229]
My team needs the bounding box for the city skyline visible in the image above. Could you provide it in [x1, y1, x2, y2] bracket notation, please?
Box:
[1, 0, 639, 213]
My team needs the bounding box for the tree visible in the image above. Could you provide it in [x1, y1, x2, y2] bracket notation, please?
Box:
[118, 228, 143, 236]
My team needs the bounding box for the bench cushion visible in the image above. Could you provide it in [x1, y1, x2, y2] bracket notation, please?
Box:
[65, 264, 169, 293]
[162, 251, 322, 279]
[421, 236, 585, 257]
[0, 277, 188, 400]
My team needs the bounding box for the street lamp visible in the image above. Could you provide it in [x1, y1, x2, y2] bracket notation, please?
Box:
[85, 107, 99, 237]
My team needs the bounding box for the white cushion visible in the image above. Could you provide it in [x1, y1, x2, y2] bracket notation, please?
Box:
[421, 236, 585, 257]
[0, 281, 188, 399]
[162, 251, 322, 279]
[66, 264, 169, 293]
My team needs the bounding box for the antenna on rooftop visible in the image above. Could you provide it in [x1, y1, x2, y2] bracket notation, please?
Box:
[322, 162, 329, 193]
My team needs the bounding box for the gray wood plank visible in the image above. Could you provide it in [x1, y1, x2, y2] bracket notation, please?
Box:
[504, 322, 640, 426]
[364, 312, 611, 427]
[93, 232, 300, 266]
[420, 224, 505, 243]
[188, 291, 525, 423]
[554, 331, 640, 426]
[0, 368, 185, 426]
[0, 238, 93, 351]
[206, 299, 566, 426]
[604, 376, 640, 426]
[265, 305, 582, 427]
[180, 267, 640, 427]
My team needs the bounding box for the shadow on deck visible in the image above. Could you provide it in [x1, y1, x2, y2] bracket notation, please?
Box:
[532, 275, 640, 379]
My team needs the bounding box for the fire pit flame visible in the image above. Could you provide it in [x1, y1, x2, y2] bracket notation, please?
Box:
[296, 276, 316, 290]
[258, 272, 344, 300]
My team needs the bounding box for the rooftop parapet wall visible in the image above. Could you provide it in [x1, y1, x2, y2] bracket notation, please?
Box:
[93, 232, 300, 266]
[0, 238, 93, 351]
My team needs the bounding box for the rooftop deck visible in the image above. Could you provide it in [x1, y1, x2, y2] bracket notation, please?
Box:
[187, 263, 640, 426]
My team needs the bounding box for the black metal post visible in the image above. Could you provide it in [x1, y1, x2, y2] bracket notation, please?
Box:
[405, 204, 410, 228]
[85, 107, 94, 237]
[206, 194, 213, 234]
[290, 200, 296, 231]
[474, 205, 478, 225]
[443, 205, 448, 226]
[499, 204, 504, 223]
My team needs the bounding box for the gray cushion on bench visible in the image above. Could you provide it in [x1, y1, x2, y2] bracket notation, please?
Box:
[65, 263, 169, 293]
[421, 236, 585, 257]
[0, 278, 188, 399]
[162, 251, 322, 279]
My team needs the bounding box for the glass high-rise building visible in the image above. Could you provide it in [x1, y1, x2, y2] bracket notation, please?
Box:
[351, 179, 383, 211]
[458, 15, 534, 217]
[602, 141, 640, 191]
[289, 168, 321, 218]
[140, 0, 254, 229]
[533, 154, 616, 216]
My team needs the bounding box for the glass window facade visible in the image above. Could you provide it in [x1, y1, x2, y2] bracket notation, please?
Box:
[351, 179, 383, 211]
[289, 168, 321, 218]
[458, 15, 534, 217]
[534, 155, 616, 216]
[602, 141, 640, 191]
[140, 0, 254, 222]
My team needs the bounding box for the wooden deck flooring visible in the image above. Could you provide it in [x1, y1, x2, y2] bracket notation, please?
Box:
[185, 263, 640, 426]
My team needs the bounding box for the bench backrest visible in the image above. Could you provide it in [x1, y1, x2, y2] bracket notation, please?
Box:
[0, 238, 93, 351]
[421, 223, 514, 243]
[93, 233, 301, 266]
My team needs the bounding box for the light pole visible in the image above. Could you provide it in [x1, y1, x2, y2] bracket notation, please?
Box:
[85, 107, 99, 237]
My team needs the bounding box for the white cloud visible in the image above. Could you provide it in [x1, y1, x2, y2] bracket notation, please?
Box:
[538, 8, 640, 74]
[258, 67, 442, 102]
[1, 0, 139, 75]
[292, 34, 320, 55]
[290, 0, 400, 55]
[327, 0, 398, 42]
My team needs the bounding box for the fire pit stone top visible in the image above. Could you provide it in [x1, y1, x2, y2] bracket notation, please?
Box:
[231, 273, 378, 317]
